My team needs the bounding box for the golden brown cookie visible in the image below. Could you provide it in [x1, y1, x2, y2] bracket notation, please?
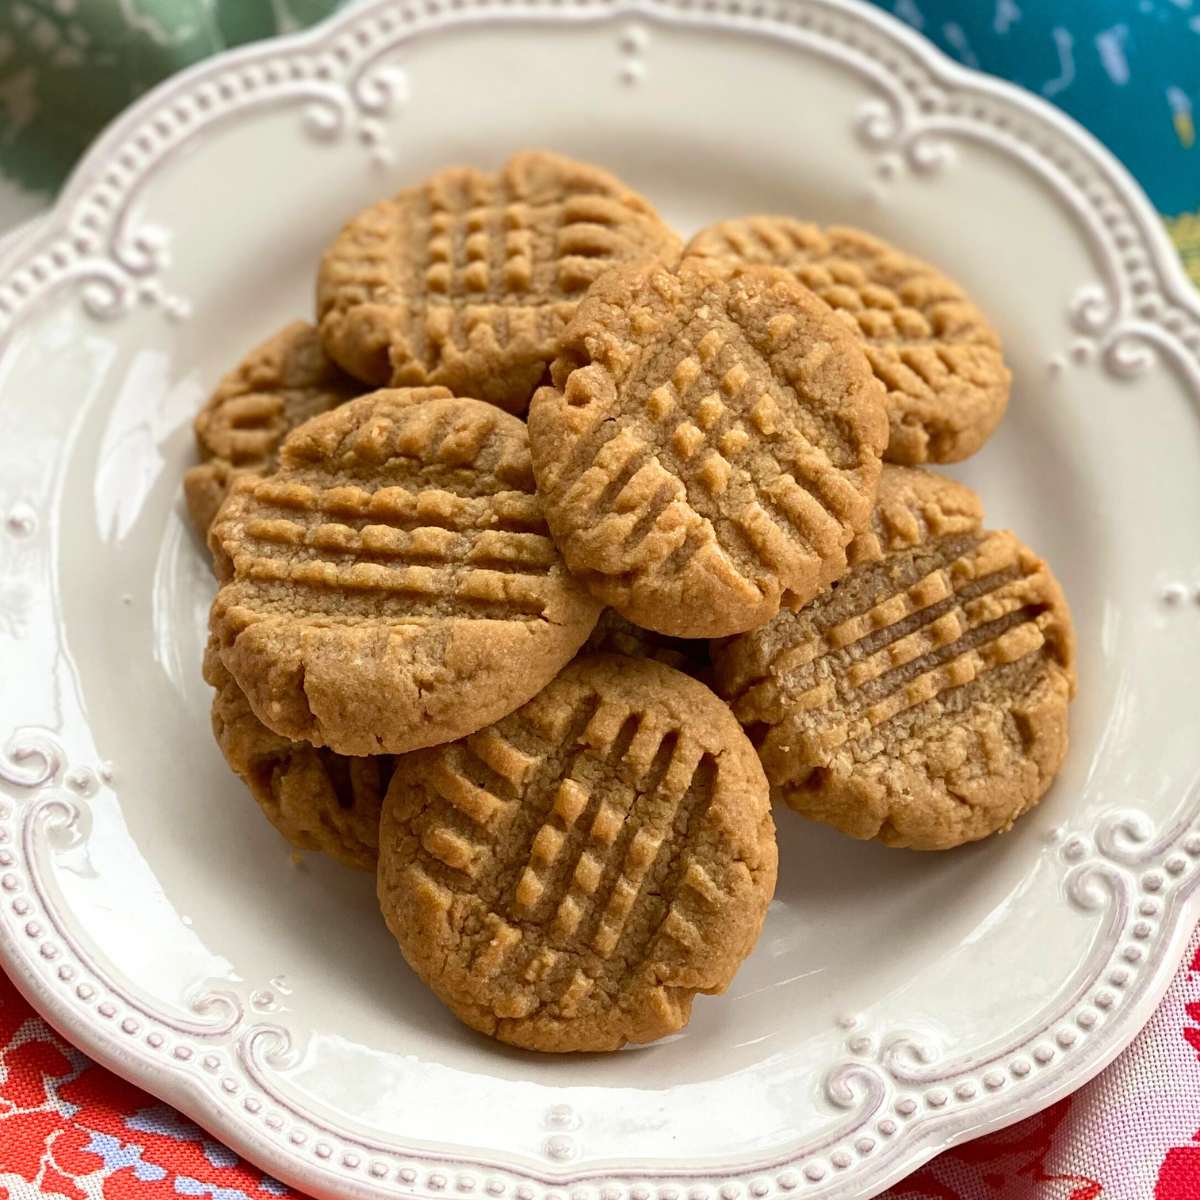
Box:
[205, 651, 391, 870]
[183, 321, 376, 536]
[317, 151, 680, 414]
[377, 655, 776, 1052]
[685, 219, 1010, 465]
[712, 467, 1076, 850]
[581, 609, 709, 678]
[528, 256, 888, 638]
[208, 390, 602, 756]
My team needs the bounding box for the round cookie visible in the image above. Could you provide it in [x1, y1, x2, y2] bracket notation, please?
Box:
[685, 219, 1010, 465]
[208, 390, 602, 756]
[581, 609, 709, 678]
[712, 466, 1076, 850]
[205, 651, 391, 870]
[317, 150, 680, 414]
[528, 256, 888, 638]
[183, 321, 377, 537]
[377, 655, 777, 1052]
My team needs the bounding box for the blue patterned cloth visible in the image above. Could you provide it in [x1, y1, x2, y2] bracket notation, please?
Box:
[875, 0, 1199, 218]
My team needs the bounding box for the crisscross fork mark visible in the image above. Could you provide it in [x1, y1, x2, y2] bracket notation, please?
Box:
[553, 318, 858, 586]
[581, 731, 705, 960]
[415, 731, 545, 883]
[638, 752, 720, 961]
[509, 706, 641, 930]
[756, 538, 1059, 753]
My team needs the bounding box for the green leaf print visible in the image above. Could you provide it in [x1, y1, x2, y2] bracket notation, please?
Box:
[213, 0, 287, 44]
[0, 0, 343, 195]
[215, 0, 342, 40]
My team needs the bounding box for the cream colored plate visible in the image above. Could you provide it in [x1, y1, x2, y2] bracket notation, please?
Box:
[1, 3, 1199, 1198]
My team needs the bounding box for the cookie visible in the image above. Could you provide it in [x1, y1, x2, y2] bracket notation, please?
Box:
[317, 151, 680, 414]
[377, 655, 776, 1051]
[528, 256, 888, 638]
[712, 466, 1075, 850]
[581, 609, 709, 678]
[685, 219, 1010, 465]
[208, 390, 602, 756]
[183, 321, 375, 537]
[205, 651, 391, 870]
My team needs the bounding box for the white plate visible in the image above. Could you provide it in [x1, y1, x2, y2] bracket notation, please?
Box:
[1, 3, 1199, 1198]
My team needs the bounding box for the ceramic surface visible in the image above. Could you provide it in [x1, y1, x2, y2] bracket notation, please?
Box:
[0, 3, 1198, 1199]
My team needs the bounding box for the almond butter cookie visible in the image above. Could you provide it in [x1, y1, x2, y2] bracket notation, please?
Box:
[377, 655, 777, 1052]
[208, 390, 602, 756]
[183, 321, 376, 536]
[317, 151, 680, 414]
[712, 466, 1075, 850]
[685, 219, 1010, 465]
[528, 256, 888, 637]
[205, 651, 391, 870]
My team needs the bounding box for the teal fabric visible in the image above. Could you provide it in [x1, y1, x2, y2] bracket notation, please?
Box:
[880, 0, 1199, 219]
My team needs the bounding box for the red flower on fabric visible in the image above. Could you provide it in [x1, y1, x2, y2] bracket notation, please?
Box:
[0, 972, 300, 1200]
[3, 1038, 74, 1109]
[885, 1097, 1102, 1198]
[1154, 945, 1200, 1200]
[0, 1111, 73, 1187]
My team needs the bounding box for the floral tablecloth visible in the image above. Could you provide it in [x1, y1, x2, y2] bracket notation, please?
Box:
[1, 935, 1197, 1200]
[1, 2, 1198, 1198]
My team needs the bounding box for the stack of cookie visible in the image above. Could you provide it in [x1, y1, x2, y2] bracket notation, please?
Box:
[187, 151, 1075, 1052]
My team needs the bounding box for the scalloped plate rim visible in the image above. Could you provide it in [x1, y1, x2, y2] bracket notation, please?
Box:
[16, 0, 1200, 322]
